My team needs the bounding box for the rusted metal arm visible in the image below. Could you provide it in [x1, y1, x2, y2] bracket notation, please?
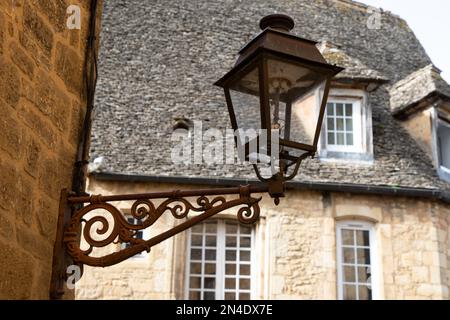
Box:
[50, 184, 267, 299]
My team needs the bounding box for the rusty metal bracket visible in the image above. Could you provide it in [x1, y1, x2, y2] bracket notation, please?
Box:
[49, 184, 268, 299]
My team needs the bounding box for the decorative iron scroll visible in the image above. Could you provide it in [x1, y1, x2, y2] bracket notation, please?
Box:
[62, 186, 263, 268]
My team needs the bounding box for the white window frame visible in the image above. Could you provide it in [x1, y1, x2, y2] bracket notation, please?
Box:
[319, 88, 374, 163]
[336, 220, 380, 300]
[120, 216, 148, 259]
[431, 108, 450, 183]
[325, 99, 363, 153]
[437, 118, 450, 172]
[184, 220, 255, 300]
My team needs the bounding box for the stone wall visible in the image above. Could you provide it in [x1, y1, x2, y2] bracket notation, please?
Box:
[76, 178, 450, 300]
[0, 0, 102, 299]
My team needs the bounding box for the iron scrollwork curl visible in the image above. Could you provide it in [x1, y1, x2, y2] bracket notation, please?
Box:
[63, 188, 263, 268]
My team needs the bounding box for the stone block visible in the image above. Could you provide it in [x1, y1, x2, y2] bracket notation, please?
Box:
[16, 226, 53, 260]
[0, 103, 23, 159]
[23, 2, 54, 56]
[16, 174, 35, 226]
[31, 0, 67, 33]
[0, 241, 35, 299]
[21, 77, 35, 104]
[0, 157, 18, 211]
[0, 11, 4, 55]
[0, 208, 15, 240]
[38, 155, 60, 200]
[24, 135, 41, 178]
[0, 57, 21, 107]
[35, 71, 71, 132]
[55, 42, 82, 95]
[411, 266, 429, 283]
[9, 41, 35, 80]
[18, 101, 58, 149]
[37, 195, 58, 242]
[19, 30, 51, 69]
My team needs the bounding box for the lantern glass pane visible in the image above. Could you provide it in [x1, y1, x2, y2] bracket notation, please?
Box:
[229, 66, 262, 160]
[267, 57, 328, 159]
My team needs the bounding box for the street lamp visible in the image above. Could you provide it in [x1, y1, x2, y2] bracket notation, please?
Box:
[50, 14, 343, 299]
[215, 14, 342, 202]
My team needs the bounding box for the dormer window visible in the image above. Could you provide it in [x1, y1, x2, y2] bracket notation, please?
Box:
[319, 88, 373, 162]
[437, 117, 450, 176]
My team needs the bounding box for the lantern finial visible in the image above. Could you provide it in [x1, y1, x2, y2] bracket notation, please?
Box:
[259, 14, 295, 32]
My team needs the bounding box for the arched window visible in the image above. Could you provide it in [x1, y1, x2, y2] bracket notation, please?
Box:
[336, 220, 379, 300]
[185, 220, 254, 300]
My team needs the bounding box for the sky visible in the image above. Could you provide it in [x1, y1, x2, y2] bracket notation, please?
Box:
[360, 0, 450, 83]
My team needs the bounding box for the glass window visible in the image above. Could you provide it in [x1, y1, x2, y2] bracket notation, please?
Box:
[120, 217, 145, 258]
[186, 220, 253, 300]
[437, 119, 450, 170]
[336, 222, 377, 300]
[325, 101, 363, 153]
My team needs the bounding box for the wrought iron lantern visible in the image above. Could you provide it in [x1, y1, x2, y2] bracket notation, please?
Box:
[50, 14, 344, 299]
[215, 14, 343, 189]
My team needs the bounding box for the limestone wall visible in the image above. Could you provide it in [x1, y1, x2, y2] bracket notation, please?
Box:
[76, 178, 450, 300]
[0, 1, 101, 299]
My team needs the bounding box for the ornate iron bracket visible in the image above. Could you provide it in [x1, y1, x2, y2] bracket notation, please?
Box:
[50, 184, 268, 299]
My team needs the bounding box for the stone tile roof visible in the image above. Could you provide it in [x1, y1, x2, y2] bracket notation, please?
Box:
[90, 0, 450, 191]
[389, 64, 450, 116]
[319, 41, 388, 83]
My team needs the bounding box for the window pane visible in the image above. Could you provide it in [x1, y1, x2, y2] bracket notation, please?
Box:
[205, 222, 217, 233]
[191, 235, 202, 246]
[358, 285, 372, 300]
[226, 250, 236, 261]
[192, 225, 202, 233]
[203, 292, 215, 300]
[438, 122, 450, 168]
[327, 118, 334, 130]
[337, 132, 345, 145]
[191, 249, 202, 260]
[346, 133, 353, 146]
[343, 248, 355, 263]
[204, 263, 216, 275]
[343, 266, 356, 282]
[327, 103, 334, 115]
[342, 229, 354, 245]
[225, 278, 236, 289]
[226, 264, 236, 275]
[343, 284, 357, 300]
[189, 277, 201, 289]
[205, 249, 216, 261]
[240, 237, 251, 248]
[357, 248, 371, 265]
[327, 133, 335, 145]
[190, 263, 201, 275]
[204, 277, 215, 289]
[356, 230, 370, 246]
[345, 118, 353, 131]
[336, 118, 344, 131]
[239, 279, 250, 290]
[225, 292, 235, 300]
[226, 223, 238, 234]
[357, 266, 371, 283]
[240, 264, 250, 276]
[239, 293, 250, 300]
[226, 236, 237, 247]
[205, 235, 216, 247]
[240, 226, 251, 235]
[336, 103, 344, 116]
[345, 104, 352, 116]
[189, 291, 200, 299]
[240, 250, 250, 262]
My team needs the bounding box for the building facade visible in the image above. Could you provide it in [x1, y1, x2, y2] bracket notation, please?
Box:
[0, 0, 102, 299]
[76, 0, 450, 300]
